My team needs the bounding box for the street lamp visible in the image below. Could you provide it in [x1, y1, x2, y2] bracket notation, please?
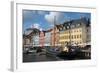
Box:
[53, 16, 56, 47]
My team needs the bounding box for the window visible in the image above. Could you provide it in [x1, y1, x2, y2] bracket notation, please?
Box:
[63, 27, 66, 30]
[67, 26, 69, 28]
[77, 24, 80, 26]
[80, 35, 82, 38]
[77, 30, 78, 32]
[63, 36, 65, 39]
[69, 36, 70, 39]
[67, 36, 69, 39]
[61, 37, 63, 39]
[65, 36, 66, 39]
[74, 35, 76, 39]
[64, 36, 66, 39]
[59, 28, 62, 31]
[77, 35, 79, 38]
[74, 30, 76, 33]
[72, 35, 73, 39]
[71, 30, 73, 33]
[66, 36, 67, 39]
[71, 25, 75, 28]
[79, 29, 81, 32]
[66, 31, 68, 34]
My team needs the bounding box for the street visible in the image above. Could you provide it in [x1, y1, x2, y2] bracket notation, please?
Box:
[23, 52, 60, 62]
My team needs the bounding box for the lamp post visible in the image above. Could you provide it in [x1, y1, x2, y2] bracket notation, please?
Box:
[53, 16, 56, 47]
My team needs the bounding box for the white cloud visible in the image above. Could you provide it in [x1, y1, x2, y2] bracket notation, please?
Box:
[45, 12, 64, 24]
[40, 28, 43, 31]
[31, 23, 40, 29]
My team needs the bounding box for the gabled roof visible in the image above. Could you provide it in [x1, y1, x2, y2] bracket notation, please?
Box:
[62, 17, 90, 29]
[71, 18, 89, 25]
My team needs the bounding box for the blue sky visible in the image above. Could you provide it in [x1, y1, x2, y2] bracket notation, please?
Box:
[23, 10, 91, 32]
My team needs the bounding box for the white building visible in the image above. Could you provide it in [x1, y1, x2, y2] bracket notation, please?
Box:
[44, 31, 51, 46]
[32, 34, 40, 47]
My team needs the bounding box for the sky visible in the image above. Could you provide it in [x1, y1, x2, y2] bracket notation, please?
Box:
[23, 10, 91, 32]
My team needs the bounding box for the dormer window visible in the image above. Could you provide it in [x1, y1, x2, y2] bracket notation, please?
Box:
[67, 26, 69, 29]
[63, 27, 66, 30]
[77, 24, 80, 26]
[59, 27, 62, 31]
[71, 25, 75, 28]
[68, 23, 70, 26]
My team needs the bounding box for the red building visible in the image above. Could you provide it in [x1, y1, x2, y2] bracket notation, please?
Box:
[39, 31, 45, 47]
[51, 26, 60, 47]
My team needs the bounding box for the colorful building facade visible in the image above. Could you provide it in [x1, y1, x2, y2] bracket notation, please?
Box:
[23, 17, 91, 48]
[39, 31, 45, 47]
[44, 31, 51, 46]
[51, 27, 59, 47]
[58, 18, 91, 46]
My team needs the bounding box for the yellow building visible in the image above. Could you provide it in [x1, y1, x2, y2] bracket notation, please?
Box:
[59, 29, 70, 46]
[59, 18, 90, 47]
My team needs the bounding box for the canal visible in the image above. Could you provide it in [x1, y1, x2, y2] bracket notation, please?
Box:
[23, 52, 60, 62]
